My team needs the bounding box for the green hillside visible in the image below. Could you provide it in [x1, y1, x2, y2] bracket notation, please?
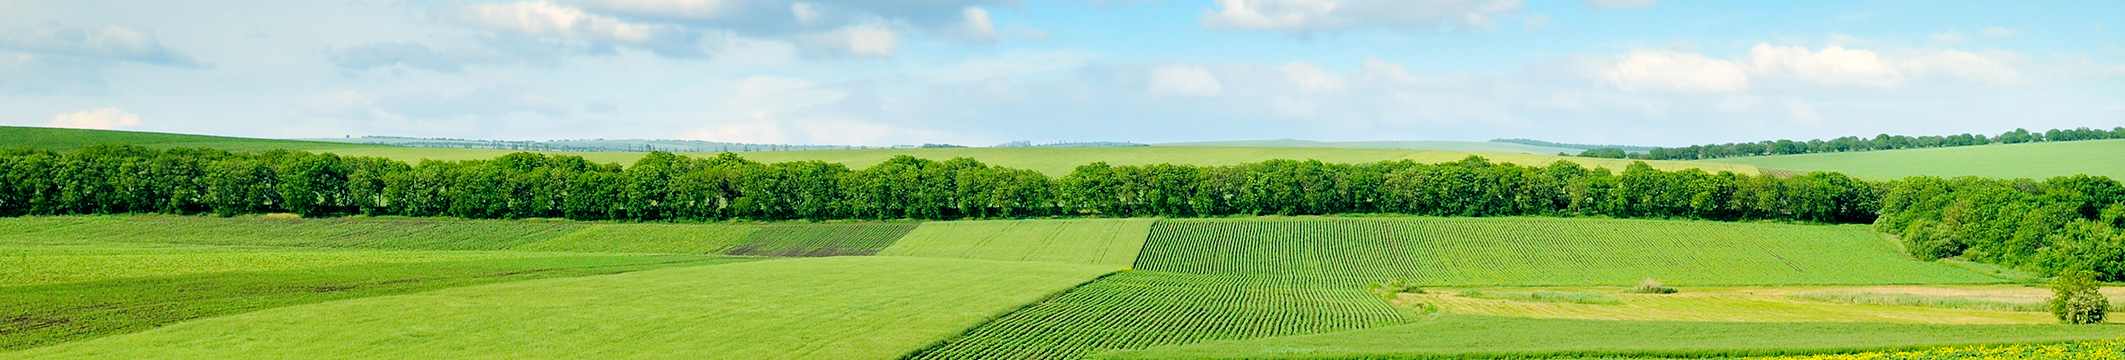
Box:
[878, 218, 1153, 267]
[0, 126, 384, 152]
[1699, 139, 2125, 180]
[1137, 217, 1999, 286]
[0, 215, 912, 256]
[8, 257, 1113, 360]
[1159, 139, 1587, 155]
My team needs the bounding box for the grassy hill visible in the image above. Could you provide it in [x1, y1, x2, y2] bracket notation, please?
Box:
[1159, 139, 1587, 155]
[9, 257, 1113, 360]
[0, 126, 385, 152]
[0, 126, 1757, 176]
[0, 215, 914, 255]
[1698, 139, 2125, 180]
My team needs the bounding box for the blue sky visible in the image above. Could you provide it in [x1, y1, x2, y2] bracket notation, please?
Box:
[1, 0, 2120, 146]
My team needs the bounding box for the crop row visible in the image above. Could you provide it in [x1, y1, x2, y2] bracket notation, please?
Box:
[902, 271, 1417, 360]
[1135, 217, 1998, 286]
[723, 222, 919, 257]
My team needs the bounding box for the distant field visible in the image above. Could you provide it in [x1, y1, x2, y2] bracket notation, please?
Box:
[1700, 139, 2125, 180]
[1400, 286, 2065, 324]
[1, 255, 738, 350]
[906, 271, 1416, 360]
[0, 126, 383, 152]
[0, 215, 912, 256]
[0, 243, 562, 286]
[1137, 217, 2000, 286]
[878, 218, 1153, 267]
[1095, 315, 2125, 359]
[8, 257, 1115, 360]
[1160, 139, 1588, 155]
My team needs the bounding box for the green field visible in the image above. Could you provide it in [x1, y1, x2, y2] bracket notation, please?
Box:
[0, 215, 911, 256]
[906, 271, 1417, 360]
[0, 126, 386, 152]
[723, 222, 919, 256]
[878, 218, 1154, 267]
[1137, 217, 2000, 286]
[8, 257, 1114, 359]
[1095, 315, 2125, 359]
[1, 243, 570, 286]
[1, 255, 740, 350]
[1700, 139, 2125, 181]
[1160, 139, 1589, 155]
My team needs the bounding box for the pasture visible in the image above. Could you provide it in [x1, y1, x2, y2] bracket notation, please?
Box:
[1136, 217, 2000, 286]
[1700, 139, 2125, 181]
[878, 218, 1153, 266]
[8, 257, 1115, 359]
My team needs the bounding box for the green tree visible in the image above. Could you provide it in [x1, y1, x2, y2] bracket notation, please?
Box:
[2049, 270, 2108, 324]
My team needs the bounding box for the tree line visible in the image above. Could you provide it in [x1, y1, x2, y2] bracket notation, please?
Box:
[1578, 127, 2125, 160]
[3, 144, 2122, 280]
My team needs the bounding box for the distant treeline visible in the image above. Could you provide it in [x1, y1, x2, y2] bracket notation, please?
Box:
[1580, 127, 2125, 160]
[3, 145, 2122, 280]
[1489, 138, 1656, 153]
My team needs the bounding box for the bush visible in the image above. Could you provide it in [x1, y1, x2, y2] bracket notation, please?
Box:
[2051, 270, 2108, 324]
[1365, 278, 1425, 300]
[1626, 278, 1678, 294]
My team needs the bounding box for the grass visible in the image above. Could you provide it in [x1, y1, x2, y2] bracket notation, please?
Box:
[511, 223, 760, 254]
[1093, 315, 2125, 359]
[0, 126, 387, 152]
[1699, 139, 2125, 181]
[1736, 339, 2125, 360]
[1, 244, 565, 286]
[1160, 139, 1589, 155]
[0, 254, 742, 350]
[1136, 217, 2001, 286]
[723, 222, 919, 256]
[5, 257, 1115, 360]
[877, 218, 1154, 267]
[1402, 287, 2062, 324]
[904, 271, 1418, 360]
[1457, 290, 1623, 305]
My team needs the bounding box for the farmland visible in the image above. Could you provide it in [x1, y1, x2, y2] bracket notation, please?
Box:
[1700, 139, 2125, 181]
[1136, 217, 2000, 286]
[878, 218, 1153, 266]
[0, 215, 912, 256]
[8, 257, 1113, 360]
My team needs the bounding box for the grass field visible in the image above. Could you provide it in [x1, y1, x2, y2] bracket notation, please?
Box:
[0, 126, 385, 152]
[722, 222, 919, 256]
[1, 243, 568, 286]
[1095, 315, 2125, 360]
[1738, 339, 2125, 360]
[1160, 139, 1589, 155]
[877, 218, 1154, 267]
[906, 271, 1417, 360]
[1699, 139, 2125, 181]
[6, 257, 1114, 360]
[1, 255, 741, 350]
[1137, 217, 2000, 286]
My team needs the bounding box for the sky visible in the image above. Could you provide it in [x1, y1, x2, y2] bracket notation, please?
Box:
[1, 0, 2121, 147]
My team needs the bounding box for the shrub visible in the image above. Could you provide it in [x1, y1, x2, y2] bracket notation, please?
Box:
[2050, 270, 2108, 324]
[1625, 278, 1678, 294]
[1366, 278, 1425, 300]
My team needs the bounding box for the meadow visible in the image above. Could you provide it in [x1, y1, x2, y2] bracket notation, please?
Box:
[878, 218, 1153, 266]
[8, 257, 1115, 359]
[1700, 139, 2125, 181]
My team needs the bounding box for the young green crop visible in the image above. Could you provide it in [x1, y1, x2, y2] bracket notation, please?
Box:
[904, 271, 1418, 360]
[723, 222, 918, 256]
[1137, 217, 2000, 286]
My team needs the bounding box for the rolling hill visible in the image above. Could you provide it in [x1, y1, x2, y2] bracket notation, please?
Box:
[1698, 139, 2125, 181]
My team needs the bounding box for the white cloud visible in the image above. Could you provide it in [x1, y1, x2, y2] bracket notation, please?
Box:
[1898, 49, 2023, 85]
[1201, 0, 1525, 36]
[791, 3, 821, 23]
[1743, 44, 1904, 88]
[1359, 56, 1419, 83]
[950, 7, 1001, 44]
[797, 23, 897, 57]
[1147, 65, 1225, 97]
[1784, 99, 1820, 125]
[1602, 50, 1748, 93]
[0, 25, 202, 66]
[1930, 31, 1964, 44]
[46, 108, 142, 130]
[1981, 26, 2017, 38]
[1523, 14, 1548, 31]
[1583, 0, 1657, 10]
[453, 1, 710, 57]
[1280, 62, 1343, 92]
